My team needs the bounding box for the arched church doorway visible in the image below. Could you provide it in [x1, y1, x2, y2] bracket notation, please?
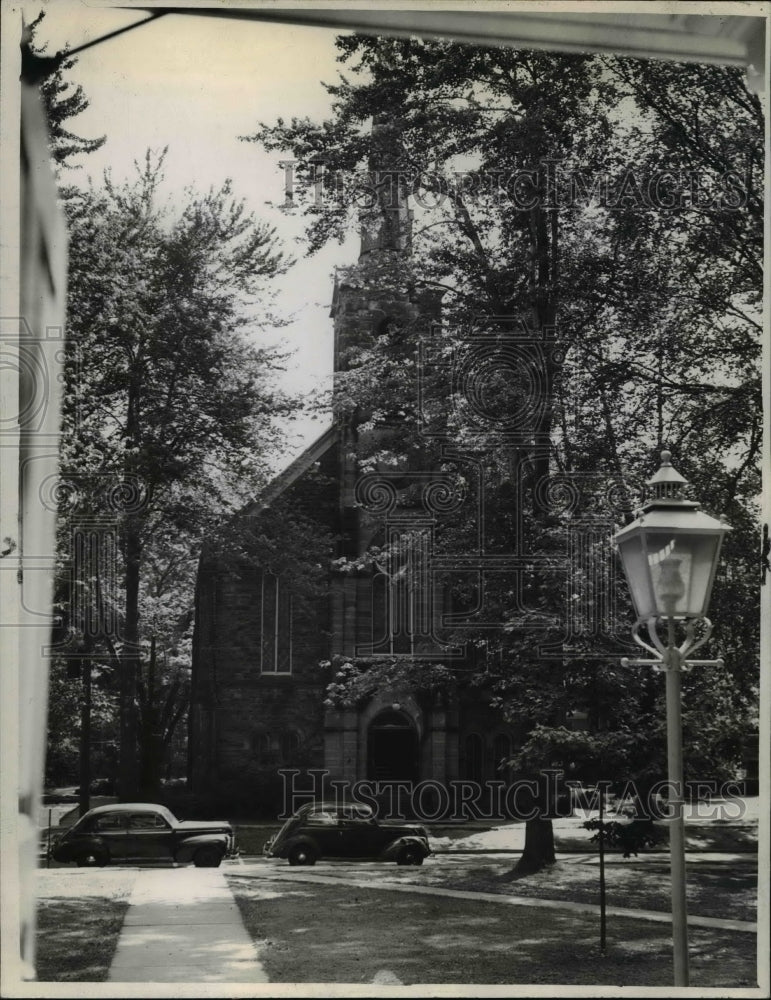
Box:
[367, 709, 419, 783]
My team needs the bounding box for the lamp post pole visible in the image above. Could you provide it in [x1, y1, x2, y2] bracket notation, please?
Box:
[663, 632, 689, 985]
[614, 450, 731, 989]
[623, 615, 723, 987]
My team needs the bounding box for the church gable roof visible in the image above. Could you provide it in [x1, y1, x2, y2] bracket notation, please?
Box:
[242, 423, 340, 515]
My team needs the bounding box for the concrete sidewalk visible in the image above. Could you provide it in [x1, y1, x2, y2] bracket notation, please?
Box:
[257, 869, 757, 934]
[108, 868, 268, 983]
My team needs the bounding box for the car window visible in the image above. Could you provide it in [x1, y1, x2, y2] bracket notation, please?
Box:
[93, 813, 126, 832]
[128, 812, 170, 830]
[339, 806, 374, 822]
[306, 810, 337, 825]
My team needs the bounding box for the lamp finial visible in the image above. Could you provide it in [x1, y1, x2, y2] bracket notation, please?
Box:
[647, 449, 688, 504]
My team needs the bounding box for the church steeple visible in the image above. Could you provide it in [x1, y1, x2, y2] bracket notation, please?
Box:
[331, 115, 415, 378]
[359, 114, 413, 259]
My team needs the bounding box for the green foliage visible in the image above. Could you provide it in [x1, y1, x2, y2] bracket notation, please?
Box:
[27, 10, 107, 172]
[61, 149, 293, 536]
[321, 654, 454, 709]
[583, 817, 660, 857]
[55, 152, 296, 793]
[45, 660, 118, 786]
[509, 725, 633, 782]
[62, 151, 291, 507]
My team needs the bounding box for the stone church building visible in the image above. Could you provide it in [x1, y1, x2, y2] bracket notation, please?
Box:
[188, 164, 518, 811]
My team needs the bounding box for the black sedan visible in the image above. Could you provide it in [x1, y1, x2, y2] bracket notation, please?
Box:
[264, 802, 431, 866]
[50, 803, 236, 868]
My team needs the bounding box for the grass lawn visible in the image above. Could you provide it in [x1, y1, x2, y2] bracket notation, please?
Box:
[228, 875, 758, 987]
[35, 870, 137, 982]
[233, 823, 281, 855]
[400, 855, 758, 923]
[35, 896, 129, 981]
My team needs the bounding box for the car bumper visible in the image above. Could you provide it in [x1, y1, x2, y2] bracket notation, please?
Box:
[263, 837, 288, 859]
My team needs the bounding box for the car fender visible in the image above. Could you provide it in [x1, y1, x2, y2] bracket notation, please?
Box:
[51, 834, 108, 863]
[276, 834, 320, 859]
[379, 836, 430, 861]
[174, 833, 229, 863]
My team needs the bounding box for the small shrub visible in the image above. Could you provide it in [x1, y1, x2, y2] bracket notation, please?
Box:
[583, 818, 660, 857]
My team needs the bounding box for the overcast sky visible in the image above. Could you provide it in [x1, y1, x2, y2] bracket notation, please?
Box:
[25, 1, 360, 462]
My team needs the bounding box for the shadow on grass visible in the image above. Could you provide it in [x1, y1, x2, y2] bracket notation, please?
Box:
[481, 860, 757, 922]
[557, 822, 758, 854]
[498, 863, 555, 883]
[36, 895, 129, 982]
[228, 876, 757, 987]
[684, 825, 758, 852]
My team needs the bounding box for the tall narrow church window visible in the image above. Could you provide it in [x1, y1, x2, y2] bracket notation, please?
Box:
[464, 733, 485, 784]
[281, 731, 300, 762]
[371, 570, 389, 651]
[260, 573, 292, 674]
[370, 534, 429, 656]
[252, 732, 271, 762]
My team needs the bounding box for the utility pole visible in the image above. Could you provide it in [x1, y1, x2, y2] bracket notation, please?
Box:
[78, 654, 91, 818]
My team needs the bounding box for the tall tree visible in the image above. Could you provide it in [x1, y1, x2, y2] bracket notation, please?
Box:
[60, 151, 295, 797]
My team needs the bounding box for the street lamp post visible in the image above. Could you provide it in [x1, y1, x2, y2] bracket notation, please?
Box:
[613, 451, 731, 988]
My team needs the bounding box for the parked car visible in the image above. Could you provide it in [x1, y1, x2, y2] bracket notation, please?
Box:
[95, 777, 116, 795]
[264, 802, 431, 866]
[50, 803, 236, 868]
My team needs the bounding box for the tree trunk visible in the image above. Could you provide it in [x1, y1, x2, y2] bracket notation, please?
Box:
[514, 817, 556, 875]
[512, 200, 560, 879]
[119, 516, 141, 798]
[138, 636, 163, 799]
[78, 655, 91, 818]
[139, 731, 162, 800]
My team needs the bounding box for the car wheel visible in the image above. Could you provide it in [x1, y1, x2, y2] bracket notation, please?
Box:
[76, 850, 108, 867]
[193, 846, 223, 868]
[397, 845, 424, 866]
[288, 844, 317, 866]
